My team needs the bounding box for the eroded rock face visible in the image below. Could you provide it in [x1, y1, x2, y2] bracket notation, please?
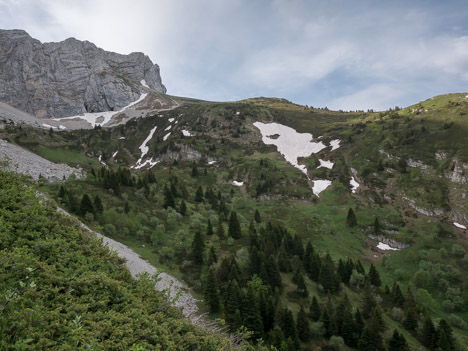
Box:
[0, 29, 166, 118]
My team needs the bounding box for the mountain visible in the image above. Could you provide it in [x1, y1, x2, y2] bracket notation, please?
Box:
[0, 29, 166, 118]
[1, 31, 468, 350]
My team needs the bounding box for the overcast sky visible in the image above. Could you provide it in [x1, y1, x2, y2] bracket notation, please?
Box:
[1, 0, 467, 111]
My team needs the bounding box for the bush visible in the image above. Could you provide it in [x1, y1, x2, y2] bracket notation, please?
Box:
[329, 336, 345, 350]
[451, 244, 465, 257]
[448, 314, 467, 329]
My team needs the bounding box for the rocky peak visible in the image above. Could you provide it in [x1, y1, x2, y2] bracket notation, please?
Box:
[0, 29, 166, 118]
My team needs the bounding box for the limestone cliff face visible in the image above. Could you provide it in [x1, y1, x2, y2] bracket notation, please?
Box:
[0, 29, 166, 118]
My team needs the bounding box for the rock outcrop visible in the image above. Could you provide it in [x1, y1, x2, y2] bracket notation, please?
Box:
[0, 29, 166, 118]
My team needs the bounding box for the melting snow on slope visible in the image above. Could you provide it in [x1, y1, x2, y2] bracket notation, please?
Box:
[330, 140, 341, 151]
[454, 222, 467, 230]
[232, 181, 244, 186]
[43, 123, 57, 129]
[350, 177, 360, 193]
[208, 160, 216, 165]
[141, 80, 150, 89]
[54, 93, 148, 127]
[132, 126, 157, 169]
[112, 151, 118, 158]
[98, 154, 107, 166]
[168, 118, 175, 123]
[163, 132, 171, 141]
[118, 136, 126, 140]
[318, 159, 334, 169]
[312, 180, 331, 197]
[377, 242, 400, 251]
[254, 122, 334, 175]
[165, 125, 172, 131]
[182, 130, 192, 137]
[134, 158, 159, 170]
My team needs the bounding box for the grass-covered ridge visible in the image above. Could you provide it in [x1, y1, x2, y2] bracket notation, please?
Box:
[0, 168, 232, 350]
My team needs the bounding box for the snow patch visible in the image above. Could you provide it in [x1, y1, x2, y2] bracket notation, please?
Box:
[254, 121, 336, 175]
[312, 180, 331, 197]
[118, 136, 126, 140]
[330, 140, 340, 151]
[236, 111, 240, 115]
[318, 159, 334, 169]
[59, 125, 66, 130]
[454, 222, 467, 230]
[208, 160, 216, 165]
[112, 151, 118, 158]
[134, 158, 159, 170]
[377, 242, 400, 251]
[54, 93, 148, 127]
[232, 181, 244, 186]
[98, 154, 106, 166]
[141, 79, 150, 89]
[132, 126, 157, 169]
[182, 130, 192, 137]
[168, 118, 175, 123]
[163, 132, 171, 141]
[42, 123, 57, 129]
[350, 177, 360, 193]
[165, 125, 172, 131]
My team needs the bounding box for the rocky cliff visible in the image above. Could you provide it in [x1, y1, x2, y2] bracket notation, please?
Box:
[0, 29, 166, 118]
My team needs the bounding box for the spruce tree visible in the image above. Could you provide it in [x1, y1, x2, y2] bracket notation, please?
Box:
[79, 194, 94, 216]
[204, 269, 220, 313]
[179, 199, 187, 215]
[295, 272, 308, 297]
[388, 329, 409, 351]
[207, 246, 217, 265]
[391, 283, 405, 307]
[191, 231, 205, 265]
[437, 319, 455, 351]
[216, 216, 225, 238]
[228, 211, 241, 239]
[373, 217, 381, 233]
[124, 201, 130, 214]
[346, 208, 357, 227]
[310, 296, 321, 321]
[402, 307, 417, 331]
[421, 314, 437, 350]
[341, 308, 357, 347]
[206, 219, 213, 235]
[58, 185, 65, 201]
[163, 184, 175, 209]
[242, 286, 264, 340]
[358, 326, 385, 351]
[195, 185, 204, 202]
[93, 195, 104, 215]
[254, 209, 262, 223]
[296, 306, 310, 342]
[224, 280, 242, 332]
[368, 263, 381, 287]
[354, 308, 364, 338]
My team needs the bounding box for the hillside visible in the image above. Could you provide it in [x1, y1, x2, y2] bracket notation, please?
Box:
[0, 167, 232, 350]
[1, 92, 467, 350]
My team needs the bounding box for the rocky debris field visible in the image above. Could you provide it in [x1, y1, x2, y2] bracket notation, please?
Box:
[0, 139, 83, 181]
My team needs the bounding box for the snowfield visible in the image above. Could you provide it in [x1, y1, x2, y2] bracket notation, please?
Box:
[318, 159, 334, 169]
[132, 126, 157, 169]
[182, 130, 192, 137]
[54, 93, 148, 127]
[163, 132, 171, 141]
[140, 79, 150, 89]
[454, 222, 467, 229]
[232, 181, 244, 186]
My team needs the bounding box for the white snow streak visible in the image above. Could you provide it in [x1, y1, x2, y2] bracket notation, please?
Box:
[42, 123, 57, 129]
[141, 79, 150, 88]
[330, 140, 341, 151]
[208, 160, 216, 165]
[54, 93, 148, 127]
[163, 132, 171, 141]
[165, 125, 172, 131]
[350, 177, 360, 193]
[132, 126, 157, 169]
[182, 130, 192, 137]
[168, 118, 175, 123]
[112, 151, 118, 158]
[454, 222, 467, 229]
[232, 181, 244, 186]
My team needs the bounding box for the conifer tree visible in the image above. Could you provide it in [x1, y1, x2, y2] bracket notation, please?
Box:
[321, 308, 333, 338]
[263, 256, 282, 290]
[191, 231, 205, 265]
[278, 308, 298, 347]
[224, 279, 243, 331]
[254, 209, 262, 223]
[179, 199, 187, 215]
[310, 296, 321, 321]
[195, 185, 204, 202]
[295, 272, 308, 297]
[124, 201, 130, 214]
[79, 194, 94, 216]
[216, 216, 225, 238]
[58, 185, 66, 201]
[93, 195, 104, 215]
[402, 307, 417, 331]
[354, 309, 364, 338]
[388, 329, 409, 351]
[207, 246, 217, 265]
[346, 208, 357, 227]
[358, 326, 385, 351]
[368, 263, 381, 287]
[163, 184, 175, 209]
[341, 308, 357, 347]
[206, 219, 213, 235]
[296, 306, 310, 342]
[228, 211, 241, 239]
[303, 241, 314, 273]
[373, 217, 381, 233]
[268, 325, 285, 350]
[391, 283, 405, 307]
[243, 286, 264, 340]
[421, 314, 437, 350]
[191, 165, 198, 177]
[436, 319, 455, 351]
[204, 269, 220, 313]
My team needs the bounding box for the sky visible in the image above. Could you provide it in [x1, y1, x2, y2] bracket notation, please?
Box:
[1, 0, 468, 111]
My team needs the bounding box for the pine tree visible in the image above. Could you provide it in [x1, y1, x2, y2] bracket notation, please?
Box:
[321, 308, 333, 338]
[204, 269, 220, 313]
[368, 264, 381, 287]
[278, 308, 298, 347]
[79, 194, 94, 216]
[191, 231, 205, 265]
[179, 199, 187, 215]
[216, 216, 225, 238]
[263, 256, 282, 290]
[191, 165, 198, 177]
[93, 195, 104, 215]
[268, 325, 285, 350]
[163, 184, 175, 209]
[124, 201, 130, 214]
[295, 272, 308, 297]
[228, 211, 241, 239]
[254, 209, 262, 223]
[296, 306, 310, 342]
[421, 314, 437, 350]
[207, 246, 217, 265]
[58, 185, 65, 201]
[437, 319, 455, 351]
[224, 280, 243, 331]
[402, 307, 417, 331]
[388, 329, 409, 351]
[310, 296, 321, 321]
[373, 217, 381, 233]
[195, 185, 204, 202]
[354, 309, 364, 338]
[341, 308, 357, 347]
[346, 208, 357, 227]
[391, 283, 405, 307]
[358, 326, 385, 351]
